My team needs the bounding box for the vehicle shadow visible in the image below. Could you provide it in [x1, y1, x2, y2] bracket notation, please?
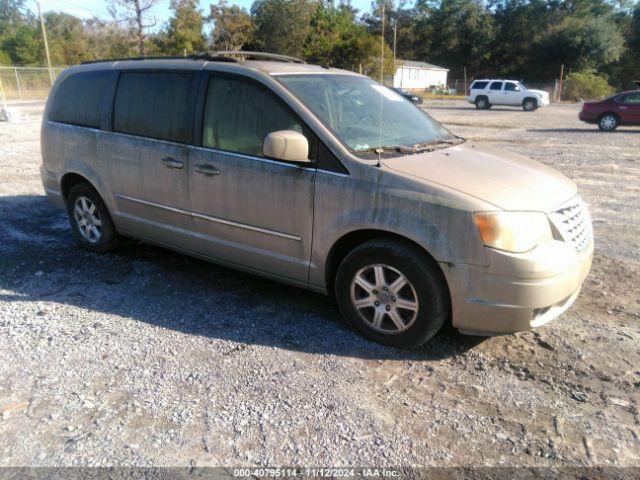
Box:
[0, 195, 485, 361]
[424, 105, 534, 112]
[529, 127, 640, 133]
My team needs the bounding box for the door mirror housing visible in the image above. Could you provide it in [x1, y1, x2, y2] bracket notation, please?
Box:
[263, 130, 310, 163]
[514, 86, 521, 91]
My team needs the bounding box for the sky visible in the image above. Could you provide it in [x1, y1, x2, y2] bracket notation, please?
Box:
[25, 0, 378, 28]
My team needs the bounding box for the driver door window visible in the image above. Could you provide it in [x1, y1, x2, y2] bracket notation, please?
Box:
[203, 76, 314, 160]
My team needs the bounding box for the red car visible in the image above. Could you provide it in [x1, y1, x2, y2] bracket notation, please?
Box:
[579, 88, 640, 131]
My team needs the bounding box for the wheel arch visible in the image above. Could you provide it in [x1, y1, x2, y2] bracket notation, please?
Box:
[598, 111, 620, 122]
[60, 172, 94, 200]
[324, 229, 449, 297]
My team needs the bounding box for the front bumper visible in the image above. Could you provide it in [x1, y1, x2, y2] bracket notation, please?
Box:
[441, 240, 593, 334]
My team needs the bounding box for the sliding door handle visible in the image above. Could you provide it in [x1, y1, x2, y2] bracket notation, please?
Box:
[161, 157, 184, 169]
[194, 164, 221, 176]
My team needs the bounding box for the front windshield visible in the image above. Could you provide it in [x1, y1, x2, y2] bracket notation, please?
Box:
[276, 74, 455, 156]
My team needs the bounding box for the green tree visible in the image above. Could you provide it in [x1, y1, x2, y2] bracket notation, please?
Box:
[250, 0, 316, 57]
[609, 3, 640, 89]
[208, 0, 254, 51]
[531, 15, 625, 79]
[563, 70, 615, 100]
[488, 0, 551, 78]
[45, 12, 89, 65]
[303, 0, 354, 65]
[156, 0, 206, 55]
[413, 0, 495, 78]
[1, 24, 42, 65]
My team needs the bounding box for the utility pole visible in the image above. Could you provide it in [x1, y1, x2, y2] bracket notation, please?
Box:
[463, 66, 467, 95]
[379, 2, 385, 84]
[558, 64, 565, 103]
[36, 0, 54, 86]
[392, 20, 397, 72]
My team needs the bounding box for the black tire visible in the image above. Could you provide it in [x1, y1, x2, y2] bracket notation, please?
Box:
[475, 96, 490, 110]
[335, 238, 450, 349]
[65, 183, 119, 253]
[522, 98, 537, 111]
[598, 113, 618, 132]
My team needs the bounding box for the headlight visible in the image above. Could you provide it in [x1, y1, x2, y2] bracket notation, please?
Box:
[473, 211, 552, 253]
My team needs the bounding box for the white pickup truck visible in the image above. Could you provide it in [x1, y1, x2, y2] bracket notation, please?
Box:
[466, 79, 550, 111]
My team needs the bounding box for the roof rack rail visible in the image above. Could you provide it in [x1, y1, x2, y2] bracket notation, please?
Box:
[81, 51, 305, 66]
[81, 54, 239, 65]
[200, 51, 306, 64]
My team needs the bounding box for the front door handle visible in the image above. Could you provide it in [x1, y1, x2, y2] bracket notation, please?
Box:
[161, 157, 184, 169]
[194, 164, 221, 176]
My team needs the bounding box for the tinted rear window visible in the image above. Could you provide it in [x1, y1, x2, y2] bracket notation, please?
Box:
[490, 81, 503, 90]
[471, 81, 488, 89]
[49, 71, 111, 128]
[113, 72, 196, 143]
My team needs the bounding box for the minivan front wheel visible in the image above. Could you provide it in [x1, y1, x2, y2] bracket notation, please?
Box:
[335, 238, 449, 348]
[66, 183, 119, 253]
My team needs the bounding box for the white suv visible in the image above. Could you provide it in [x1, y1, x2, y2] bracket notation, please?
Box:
[466, 79, 550, 111]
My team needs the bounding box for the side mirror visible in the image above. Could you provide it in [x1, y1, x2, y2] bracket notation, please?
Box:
[515, 87, 521, 91]
[263, 130, 309, 163]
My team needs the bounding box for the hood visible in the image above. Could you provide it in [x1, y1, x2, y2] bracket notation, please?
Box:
[528, 89, 549, 97]
[383, 143, 576, 212]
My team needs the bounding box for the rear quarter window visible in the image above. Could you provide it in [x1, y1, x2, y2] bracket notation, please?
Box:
[113, 71, 196, 144]
[49, 70, 111, 128]
[471, 81, 488, 90]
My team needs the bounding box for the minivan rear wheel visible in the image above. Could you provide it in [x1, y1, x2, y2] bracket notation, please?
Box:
[335, 238, 449, 348]
[66, 183, 119, 253]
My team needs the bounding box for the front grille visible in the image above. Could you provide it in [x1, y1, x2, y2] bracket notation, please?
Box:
[549, 196, 593, 253]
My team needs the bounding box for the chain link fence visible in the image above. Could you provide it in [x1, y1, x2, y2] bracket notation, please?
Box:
[0, 67, 65, 101]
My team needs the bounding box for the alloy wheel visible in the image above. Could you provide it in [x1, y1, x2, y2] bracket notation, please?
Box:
[73, 195, 103, 243]
[350, 264, 419, 334]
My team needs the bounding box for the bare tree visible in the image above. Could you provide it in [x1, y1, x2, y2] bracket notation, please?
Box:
[108, 0, 158, 55]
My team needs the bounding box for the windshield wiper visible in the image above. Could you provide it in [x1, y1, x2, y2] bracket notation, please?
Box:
[356, 145, 417, 154]
[410, 137, 465, 153]
[356, 138, 465, 156]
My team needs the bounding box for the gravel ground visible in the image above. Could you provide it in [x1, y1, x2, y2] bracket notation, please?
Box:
[0, 100, 638, 468]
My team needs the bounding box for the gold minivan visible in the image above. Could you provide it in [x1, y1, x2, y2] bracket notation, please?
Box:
[41, 52, 593, 348]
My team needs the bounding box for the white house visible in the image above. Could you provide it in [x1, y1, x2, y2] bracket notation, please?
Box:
[393, 60, 449, 90]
